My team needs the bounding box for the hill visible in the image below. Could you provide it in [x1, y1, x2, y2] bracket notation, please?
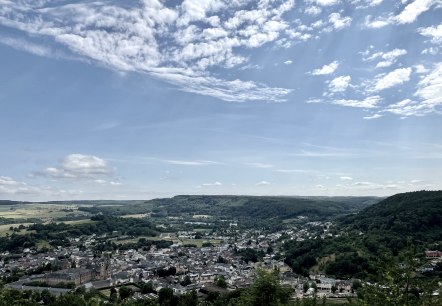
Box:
[147, 195, 379, 220]
[283, 190, 442, 279]
[340, 190, 442, 244]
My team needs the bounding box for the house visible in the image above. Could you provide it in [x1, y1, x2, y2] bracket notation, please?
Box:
[425, 250, 442, 259]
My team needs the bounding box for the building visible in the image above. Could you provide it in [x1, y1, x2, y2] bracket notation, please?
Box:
[44, 268, 92, 286]
[425, 250, 442, 259]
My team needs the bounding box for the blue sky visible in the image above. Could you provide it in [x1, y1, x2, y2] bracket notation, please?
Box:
[0, 0, 441, 200]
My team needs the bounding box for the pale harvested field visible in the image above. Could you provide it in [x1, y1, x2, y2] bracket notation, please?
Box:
[122, 214, 149, 218]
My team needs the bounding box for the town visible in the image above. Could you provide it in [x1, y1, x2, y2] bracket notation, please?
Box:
[1, 218, 359, 302]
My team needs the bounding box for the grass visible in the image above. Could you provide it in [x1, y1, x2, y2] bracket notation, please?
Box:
[325, 297, 354, 304]
[36, 240, 51, 250]
[0, 223, 34, 237]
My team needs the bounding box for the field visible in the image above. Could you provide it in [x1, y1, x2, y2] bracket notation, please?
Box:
[0, 204, 89, 221]
[0, 223, 35, 237]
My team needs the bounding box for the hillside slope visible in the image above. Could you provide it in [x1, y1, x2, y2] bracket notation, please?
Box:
[340, 190, 442, 243]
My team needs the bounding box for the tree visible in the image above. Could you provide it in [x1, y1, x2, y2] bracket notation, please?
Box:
[216, 275, 227, 288]
[140, 281, 154, 294]
[119, 286, 134, 300]
[355, 241, 440, 306]
[239, 269, 292, 306]
[179, 290, 198, 306]
[41, 289, 55, 304]
[311, 282, 317, 293]
[303, 282, 309, 293]
[159, 287, 178, 306]
[180, 275, 192, 287]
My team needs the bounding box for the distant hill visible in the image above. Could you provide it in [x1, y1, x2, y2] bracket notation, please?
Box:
[147, 195, 379, 220]
[340, 190, 442, 243]
[0, 200, 29, 205]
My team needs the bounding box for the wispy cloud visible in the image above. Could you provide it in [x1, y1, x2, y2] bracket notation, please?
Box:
[199, 181, 223, 187]
[0, 0, 298, 102]
[333, 96, 381, 108]
[0, 176, 81, 198]
[362, 48, 407, 68]
[164, 159, 220, 166]
[246, 162, 274, 169]
[256, 180, 271, 186]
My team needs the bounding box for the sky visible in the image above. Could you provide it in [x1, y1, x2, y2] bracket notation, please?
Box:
[0, 0, 441, 201]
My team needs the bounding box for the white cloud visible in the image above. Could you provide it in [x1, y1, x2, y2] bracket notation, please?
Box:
[201, 181, 222, 187]
[421, 47, 440, 55]
[256, 180, 271, 186]
[329, 13, 352, 30]
[39, 154, 112, 179]
[329, 75, 351, 92]
[0, 176, 80, 198]
[364, 16, 391, 29]
[340, 176, 353, 180]
[373, 67, 412, 91]
[94, 179, 122, 186]
[383, 63, 442, 118]
[0, 0, 296, 103]
[333, 96, 381, 108]
[414, 64, 429, 74]
[384, 99, 424, 117]
[415, 63, 442, 109]
[363, 48, 408, 68]
[246, 163, 274, 169]
[418, 24, 442, 44]
[284, 60, 293, 65]
[305, 6, 322, 16]
[364, 1, 437, 29]
[311, 61, 339, 75]
[394, 0, 437, 24]
[363, 113, 383, 119]
[312, 0, 340, 6]
[164, 159, 220, 166]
